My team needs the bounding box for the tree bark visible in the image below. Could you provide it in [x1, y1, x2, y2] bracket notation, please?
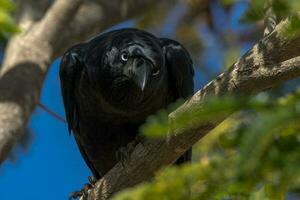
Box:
[87, 18, 300, 200]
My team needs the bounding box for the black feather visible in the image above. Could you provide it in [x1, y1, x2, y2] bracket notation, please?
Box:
[59, 50, 82, 133]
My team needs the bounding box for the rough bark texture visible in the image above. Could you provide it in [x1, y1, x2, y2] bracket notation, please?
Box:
[0, 0, 171, 164]
[87, 18, 300, 200]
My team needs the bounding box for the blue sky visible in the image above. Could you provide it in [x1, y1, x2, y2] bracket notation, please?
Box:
[0, 1, 252, 199]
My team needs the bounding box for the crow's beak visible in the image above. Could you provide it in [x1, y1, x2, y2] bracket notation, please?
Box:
[131, 58, 151, 91]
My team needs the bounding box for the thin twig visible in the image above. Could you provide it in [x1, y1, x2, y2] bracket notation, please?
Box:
[37, 102, 66, 123]
[264, 0, 277, 36]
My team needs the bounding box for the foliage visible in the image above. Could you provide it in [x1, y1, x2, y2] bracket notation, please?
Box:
[114, 89, 300, 200]
[0, 0, 18, 40]
[223, 0, 300, 37]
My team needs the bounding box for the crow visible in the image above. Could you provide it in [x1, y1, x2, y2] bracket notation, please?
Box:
[59, 28, 194, 181]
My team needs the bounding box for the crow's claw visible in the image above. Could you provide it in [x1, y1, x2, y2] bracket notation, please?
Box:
[69, 189, 88, 200]
[115, 138, 141, 167]
[116, 146, 129, 167]
[88, 176, 97, 185]
[69, 179, 95, 200]
[69, 191, 83, 200]
[135, 134, 146, 146]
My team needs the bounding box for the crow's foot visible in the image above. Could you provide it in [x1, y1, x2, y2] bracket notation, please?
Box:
[116, 146, 131, 167]
[135, 134, 146, 146]
[68, 176, 96, 200]
[115, 136, 143, 167]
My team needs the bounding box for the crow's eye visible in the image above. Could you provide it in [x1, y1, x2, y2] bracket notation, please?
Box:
[152, 67, 160, 76]
[120, 52, 129, 62]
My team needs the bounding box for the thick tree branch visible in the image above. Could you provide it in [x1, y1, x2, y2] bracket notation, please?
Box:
[0, 0, 84, 164]
[87, 18, 300, 200]
[14, 0, 49, 30]
[37, 0, 83, 48]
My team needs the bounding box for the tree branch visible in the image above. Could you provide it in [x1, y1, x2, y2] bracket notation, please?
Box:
[87, 18, 300, 200]
[0, 0, 83, 164]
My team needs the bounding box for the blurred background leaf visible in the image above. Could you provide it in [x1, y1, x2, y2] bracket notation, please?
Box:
[115, 88, 300, 199]
[0, 0, 18, 40]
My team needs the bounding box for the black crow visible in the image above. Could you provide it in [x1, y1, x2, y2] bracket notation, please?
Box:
[59, 28, 194, 180]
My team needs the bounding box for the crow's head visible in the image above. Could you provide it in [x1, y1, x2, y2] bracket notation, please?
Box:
[83, 29, 168, 108]
[106, 41, 162, 92]
[61, 28, 194, 121]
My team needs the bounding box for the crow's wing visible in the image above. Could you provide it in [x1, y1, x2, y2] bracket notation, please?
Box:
[59, 51, 81, 133]
[59, 48, 101, 178]
[160, 38, 194, 163]
[160, 38, 194, 99]
[73, 133, 101, 179]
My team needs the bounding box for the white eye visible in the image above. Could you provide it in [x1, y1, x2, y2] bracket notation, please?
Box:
[152, 68, 160, 76]
[120, 52, 129, 62]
